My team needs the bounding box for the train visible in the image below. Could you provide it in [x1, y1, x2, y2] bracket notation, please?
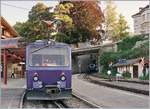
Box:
[25, 40, 72, 100]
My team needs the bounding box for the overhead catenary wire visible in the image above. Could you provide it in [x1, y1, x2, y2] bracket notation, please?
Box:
[2, 3, 30, 11]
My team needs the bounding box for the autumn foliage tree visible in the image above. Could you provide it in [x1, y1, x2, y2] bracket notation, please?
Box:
[70, 1, 104, 42]
[53, 1, 104, 44]
[52, 1, 104, 43]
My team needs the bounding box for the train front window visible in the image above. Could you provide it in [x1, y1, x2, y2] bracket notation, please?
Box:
[29, 47, 69, 67]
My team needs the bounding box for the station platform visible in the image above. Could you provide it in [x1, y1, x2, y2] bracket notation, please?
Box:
[1, 78, 26, 108]
[1, 78, 26, 89]
[72, 74, 149, 108]
[88, 75, 149, 95]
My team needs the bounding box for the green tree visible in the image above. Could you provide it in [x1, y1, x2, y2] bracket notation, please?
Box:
[104, 0, 129, 41]
[14, 22, 28, 37]
[14, 3, 54, 42]
[104, 0, 118, 40]
[54, 3, 74, 30]
[52, 2, 79, 44]
[114, 14, 129, 41]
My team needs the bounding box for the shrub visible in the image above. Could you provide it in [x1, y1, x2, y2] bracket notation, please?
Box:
[111, 68, 118, 76]
[122, 71, 131, 79]
[139, 73, 149, 80]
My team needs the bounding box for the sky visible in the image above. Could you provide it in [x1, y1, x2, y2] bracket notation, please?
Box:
[1, 0, 149, 33]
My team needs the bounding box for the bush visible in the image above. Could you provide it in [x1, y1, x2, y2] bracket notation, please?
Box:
[101, 67, 117, 78]
[122, 71, 131, 79]
[139, 73, 149, 80]
[111, 68, 118, 76]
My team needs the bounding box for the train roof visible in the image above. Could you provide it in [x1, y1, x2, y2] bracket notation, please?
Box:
[28, 40, 69, 47]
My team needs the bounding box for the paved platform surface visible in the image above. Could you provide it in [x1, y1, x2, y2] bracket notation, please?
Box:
[1, 78, 26, 88]
[1, 78, 26, 108]
[72, 74, 149, 108]
[1, 88, 25, 108]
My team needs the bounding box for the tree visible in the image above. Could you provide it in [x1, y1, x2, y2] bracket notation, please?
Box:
[104, 0, 129, 41]
[104, 0, 118, 40]
[70, 1, 104, 42]
[14, 1, 104, 44]
[53, 1, 104, 45]
[52, 2, 80, 44]
[14, 3, 54, 42]
[13, 22, 28, 37]
[54, 2, 74, 32]
[115, 14, 129, 41]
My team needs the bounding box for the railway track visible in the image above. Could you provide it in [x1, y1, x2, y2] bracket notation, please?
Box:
[20, 90, 100, 108]
[52, 100, 69, 108]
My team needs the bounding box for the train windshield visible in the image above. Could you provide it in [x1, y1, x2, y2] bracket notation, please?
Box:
[29, 47, 69, 67]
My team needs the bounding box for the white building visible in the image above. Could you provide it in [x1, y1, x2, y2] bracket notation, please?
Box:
[113, 58, 149, 79]
[132, 5, 149, 35]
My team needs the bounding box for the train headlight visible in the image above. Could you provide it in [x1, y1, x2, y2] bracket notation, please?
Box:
[33, 76, 38, 81]
[61, 75, 66, 81]
[33, 72, 39, 81]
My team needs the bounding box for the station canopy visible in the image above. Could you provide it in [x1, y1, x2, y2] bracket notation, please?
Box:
[1, 37, 26, 63]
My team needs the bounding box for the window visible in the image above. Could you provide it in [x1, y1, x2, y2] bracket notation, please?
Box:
[29, 47, 69, 67]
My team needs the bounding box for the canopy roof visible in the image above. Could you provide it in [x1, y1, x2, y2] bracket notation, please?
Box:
[113, 58, 149, 67]
[0, 16, 19, 38]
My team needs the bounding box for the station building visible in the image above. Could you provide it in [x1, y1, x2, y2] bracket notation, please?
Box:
[1, 16, 25, 84]
[113, 57, 149, 79]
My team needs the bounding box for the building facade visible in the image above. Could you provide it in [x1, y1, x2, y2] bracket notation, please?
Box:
[113, 58, 149, 79]
[132, 5, 149, 35]
[1, 16, 25, 84]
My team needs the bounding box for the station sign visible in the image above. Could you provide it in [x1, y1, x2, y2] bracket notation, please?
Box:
[1, 37, 19, 49]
